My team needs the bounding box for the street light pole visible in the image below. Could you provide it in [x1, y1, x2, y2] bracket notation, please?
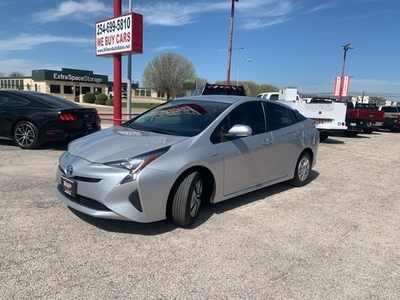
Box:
[339, 43, 352, 102]
[127, 0, 133, 118]
[226, 0, 239, 85]
[236, 58, 251, 85]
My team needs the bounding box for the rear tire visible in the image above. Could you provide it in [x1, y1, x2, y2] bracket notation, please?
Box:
[13, 121, 42, 149]
[289, 152, 311, 187]
[363, 128, 373, 134]
[344, 131, 358, 137]
[319, 131, 329, 142]
[171, 171, 203, 227]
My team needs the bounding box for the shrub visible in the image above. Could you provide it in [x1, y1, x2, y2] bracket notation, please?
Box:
[106, 98, 114, 106]
[96, 92, 108, 102]
[83, 92, 96, 103]
[95, 98, 106, 105]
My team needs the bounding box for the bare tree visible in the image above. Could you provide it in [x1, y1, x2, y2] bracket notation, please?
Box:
[182, 77, 207, 92]
[9, 71, 24, 77]
[142, 52, 196, 100]
[247, 81, 279, 97]
[216, 80, 278, 97]
[195, 77, 207, 88]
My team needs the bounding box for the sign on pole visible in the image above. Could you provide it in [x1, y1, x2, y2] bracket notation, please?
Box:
[342, 76, 350, 96]
[333, 76, 351, 97]
[96, 13, 143, 57]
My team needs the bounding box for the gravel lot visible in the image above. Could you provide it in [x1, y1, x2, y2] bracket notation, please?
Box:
[1, 131, 399, 299]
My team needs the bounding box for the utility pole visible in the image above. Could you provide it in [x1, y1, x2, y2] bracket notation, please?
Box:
[226, 0, 239, 85]
[339, 43, 352, 102]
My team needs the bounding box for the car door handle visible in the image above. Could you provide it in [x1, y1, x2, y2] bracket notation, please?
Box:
[293, 131, 301, 137]
[262, 139, 272, 146]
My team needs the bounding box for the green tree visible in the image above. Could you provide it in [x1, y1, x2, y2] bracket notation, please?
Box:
[215, 80, 279, 97]
[142, 52, 196, 100]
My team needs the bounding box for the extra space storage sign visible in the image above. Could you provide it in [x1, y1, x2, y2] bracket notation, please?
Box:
[95, 13, 143, 57]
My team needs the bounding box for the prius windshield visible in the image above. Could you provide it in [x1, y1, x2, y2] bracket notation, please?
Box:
[126, 100, 230, 137]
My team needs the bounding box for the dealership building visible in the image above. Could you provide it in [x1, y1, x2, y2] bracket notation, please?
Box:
[0, 67, 160, 101]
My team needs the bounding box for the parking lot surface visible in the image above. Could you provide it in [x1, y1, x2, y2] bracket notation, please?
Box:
[1, 131, 399, 299]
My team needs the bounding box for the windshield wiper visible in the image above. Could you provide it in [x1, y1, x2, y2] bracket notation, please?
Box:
[149, 129, 178, 135]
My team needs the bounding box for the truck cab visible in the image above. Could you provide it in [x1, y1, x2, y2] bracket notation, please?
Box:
[256, 90, 301, 101]
[256, 92, 279, 100]
[379, 106, 400, 132]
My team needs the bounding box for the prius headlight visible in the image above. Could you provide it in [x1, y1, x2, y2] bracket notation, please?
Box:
[104, 147, 170, 184]
[118, 158, 144, 171]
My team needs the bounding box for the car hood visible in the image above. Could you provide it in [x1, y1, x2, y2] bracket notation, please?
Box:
[68, 126, 188, 163]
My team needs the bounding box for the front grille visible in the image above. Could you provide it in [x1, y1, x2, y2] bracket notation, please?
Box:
[73, 176, 102, 183]
[57, 185, 110, 211]
[58, 165, 102, 182]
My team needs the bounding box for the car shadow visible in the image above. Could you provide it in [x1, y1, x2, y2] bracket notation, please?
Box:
[322, 138, 345, 144]
[343, 134, 371, 139]
[0, 139, 15, 147]
[39, 141, 69, 150]
[194, 170, 320, 228]
[70, 170, 320, 234]
[0, 139, 68, 151]
[69, 208, 176, 235]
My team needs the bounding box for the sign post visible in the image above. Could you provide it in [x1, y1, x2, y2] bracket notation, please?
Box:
[95, 2, 143, 126]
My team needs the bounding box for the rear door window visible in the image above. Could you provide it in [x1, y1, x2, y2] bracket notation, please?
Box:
[266, 102, 298, 131]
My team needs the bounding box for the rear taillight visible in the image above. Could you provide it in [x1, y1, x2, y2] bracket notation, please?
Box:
[397, 114, 400, 119]
[59, 113, 75, 121]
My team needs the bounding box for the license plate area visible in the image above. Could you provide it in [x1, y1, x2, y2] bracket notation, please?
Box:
[61, 176, 77, 197]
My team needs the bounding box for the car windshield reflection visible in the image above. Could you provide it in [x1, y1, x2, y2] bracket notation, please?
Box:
[126, 100, 230, 137]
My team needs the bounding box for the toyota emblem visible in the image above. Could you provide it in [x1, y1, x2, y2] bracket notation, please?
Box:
[66, 165, 73, 176]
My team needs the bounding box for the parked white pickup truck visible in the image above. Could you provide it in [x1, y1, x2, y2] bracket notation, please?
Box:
[257, 88, 347, 141]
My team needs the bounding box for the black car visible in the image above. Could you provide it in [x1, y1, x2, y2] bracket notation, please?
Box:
[0, 90, 101, 149]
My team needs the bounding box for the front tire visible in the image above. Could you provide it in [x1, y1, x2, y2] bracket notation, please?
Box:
[171, 171, 203, 227]
[13, 121, 42, 149]
[289, 152, 311, 187]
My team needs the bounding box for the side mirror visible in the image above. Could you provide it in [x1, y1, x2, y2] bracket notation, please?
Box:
[223, 124, 252, 138]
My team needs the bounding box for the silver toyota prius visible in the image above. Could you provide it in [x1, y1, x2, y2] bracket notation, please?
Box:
[55, 95, 319, 227]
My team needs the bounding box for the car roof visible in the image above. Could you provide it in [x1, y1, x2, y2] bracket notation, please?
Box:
[0, 89, 83, 109]
[173, 95, 296, 109]
[1, 89, 45, 95]
[183, 95, 247, 103]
